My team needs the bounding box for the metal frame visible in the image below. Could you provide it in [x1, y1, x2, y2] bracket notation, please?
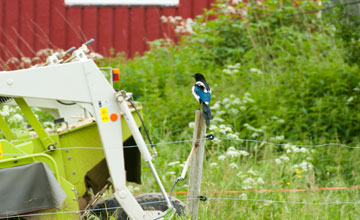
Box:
[0, 60, 172, 219]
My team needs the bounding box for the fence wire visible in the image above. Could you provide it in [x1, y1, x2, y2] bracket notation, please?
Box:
[1, 135, 360, 156]
[1, 135, 360, 218]
[1, 196, 359, 219]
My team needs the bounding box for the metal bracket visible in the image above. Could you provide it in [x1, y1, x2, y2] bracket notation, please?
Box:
[206, 134, 215, 140]
[199, 195, 207, 202]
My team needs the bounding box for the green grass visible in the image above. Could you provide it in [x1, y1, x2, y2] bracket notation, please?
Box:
[132, 137, 360, 219]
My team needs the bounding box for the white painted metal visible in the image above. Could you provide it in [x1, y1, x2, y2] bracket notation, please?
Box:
[73, 44, 90, 61]
[46, 52, 61, 65]
[8, 98, 90, 124]
[0, 59, 171, 219]
[65, 0, 179, 6]
[0, 63, 92, 102]
[116, 92, 174, 209]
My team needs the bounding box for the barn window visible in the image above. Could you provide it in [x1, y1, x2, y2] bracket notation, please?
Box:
[65, 0, 179, 6]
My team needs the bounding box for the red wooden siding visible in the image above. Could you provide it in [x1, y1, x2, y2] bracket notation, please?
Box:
[0, 0, 212, 62]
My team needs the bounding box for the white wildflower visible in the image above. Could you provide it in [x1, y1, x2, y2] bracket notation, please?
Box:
[257, 177, 265, 184]
[213, 138, 221, 144]
[210, 162, 218, 168]
[280, 155, 289, 162]
[212, 117, 225, 122]
[217, 110, 226, 115]
[230, 108, 239, 115]
[270, 135, 284, 142]
[160, 16, 168, 23]
[168, 161, 180, 166]
[227, 133, 239, 140]
[250, 68, 263, 75]
[13, 114, 23, 122]
[275, 158, 282, 164]
[228, 146, 236, 151]
[166, 171, 176, 175]
[247, 169, 257, 175]
[222, 98, 231, 104]
[212, 102, 220, 110]
[293, 161, 313, 171]
[209, 125, 218, 130]
[224, 126, 232, 132]
[168, 16, 176, 24]
[233, 98, 242, 105]
[300, 148, 307, 153]
[226, 147, 240, 157]
[243, 96, 255, 103]
[229, 162, 238, 169]
[242, 177, 255, 189]
[21, 57, 32, 65]
[240, 193, 247, 200]
[347, 96, 354, 104]
[218, 155, 226, 161]
[223, 5, 236, 14]
[0, 106, 10, 116]
[271, 116, 278, 120]
[188, 122, 195, 128]
[239, 150, 249, 156]
[277, 119, 285, 124]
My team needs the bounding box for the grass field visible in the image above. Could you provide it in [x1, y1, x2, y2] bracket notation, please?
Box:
[133, 137, 360, 219]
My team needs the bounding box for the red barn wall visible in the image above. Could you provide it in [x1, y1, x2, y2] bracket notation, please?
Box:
[0, 0, 214, 63]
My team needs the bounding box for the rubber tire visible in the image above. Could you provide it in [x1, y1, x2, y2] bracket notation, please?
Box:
[91, 197, 120, 219]
[92, 193, 185, 220]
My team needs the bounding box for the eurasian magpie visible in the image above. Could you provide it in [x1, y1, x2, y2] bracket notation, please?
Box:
[192, 73, 212, 126]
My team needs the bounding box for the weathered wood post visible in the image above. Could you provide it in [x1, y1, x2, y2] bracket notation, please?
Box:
[185, 110, 206, 219]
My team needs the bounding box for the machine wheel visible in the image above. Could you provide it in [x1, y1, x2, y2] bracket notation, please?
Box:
[92, 193, 185, 220]
[91, 196, 120, 219]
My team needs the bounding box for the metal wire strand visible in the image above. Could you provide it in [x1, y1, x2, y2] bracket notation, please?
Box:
[2, 137, 360, 156]
[2, 196, 360, 219]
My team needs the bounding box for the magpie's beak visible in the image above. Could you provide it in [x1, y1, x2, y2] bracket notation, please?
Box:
[191, 74, 195, 77]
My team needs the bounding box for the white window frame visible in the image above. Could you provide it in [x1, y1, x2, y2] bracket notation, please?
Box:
[65, 0, 179, 6]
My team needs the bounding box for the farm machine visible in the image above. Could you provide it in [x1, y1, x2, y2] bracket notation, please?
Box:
[0, 40, 184, 219]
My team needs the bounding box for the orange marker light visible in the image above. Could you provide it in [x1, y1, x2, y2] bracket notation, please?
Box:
[112, 68, 120, 81]
[110, 113, 118, 122]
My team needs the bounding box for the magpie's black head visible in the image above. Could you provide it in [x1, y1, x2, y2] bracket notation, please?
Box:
[192, 73, 206, 82]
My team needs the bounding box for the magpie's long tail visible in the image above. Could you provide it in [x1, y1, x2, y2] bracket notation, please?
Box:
[202, 103, 212, 126]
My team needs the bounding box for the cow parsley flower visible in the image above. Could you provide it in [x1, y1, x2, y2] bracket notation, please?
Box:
[229, 162, 238, 169]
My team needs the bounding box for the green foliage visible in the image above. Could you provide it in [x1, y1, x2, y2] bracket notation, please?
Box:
[97, 1, 360, 207]
[330, 1, 360, 66]
[102, 0, 360, 144]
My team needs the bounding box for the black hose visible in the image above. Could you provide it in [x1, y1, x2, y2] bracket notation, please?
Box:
[128, 99, 157, 157]
[56, 100, 76, 105]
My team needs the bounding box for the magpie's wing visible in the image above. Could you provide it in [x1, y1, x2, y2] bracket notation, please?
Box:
[194, 86, 211, 104]
[192, 86, 200, 102]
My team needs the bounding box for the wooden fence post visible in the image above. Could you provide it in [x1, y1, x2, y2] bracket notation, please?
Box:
[186, 110, 206, 219]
